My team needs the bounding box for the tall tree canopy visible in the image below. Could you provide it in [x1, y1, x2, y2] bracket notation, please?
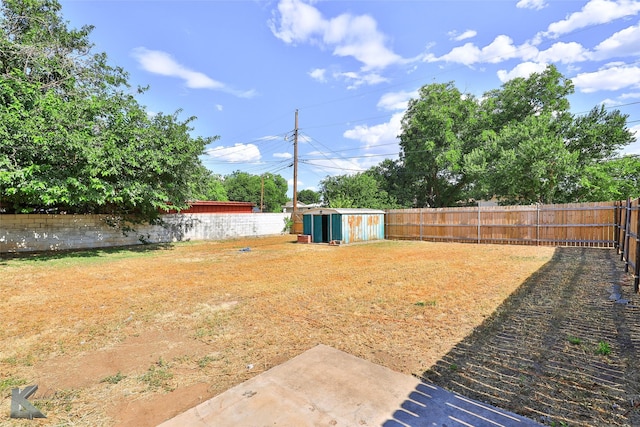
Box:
[319, 172, 397, 209]
[365, 159, 413, 208]
[223, 171, 288, 213]
[0, 0, 217, 221]
[577, 155, 640, 202]
[399, 82, 479, 207]
[466, 113, 579, 205]
[297, 189, 320, 205]
[395, 65, 636, 206]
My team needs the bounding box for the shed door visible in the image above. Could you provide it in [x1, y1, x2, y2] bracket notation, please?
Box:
[303, 215, 312, 236]
[312, 215, 323, 242]
[313, 215, 330, 243]
[331, 214, 342, 241]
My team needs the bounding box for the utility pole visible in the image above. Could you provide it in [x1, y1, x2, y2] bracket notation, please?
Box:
[260, 174, 264, 212]
[292, 109, 298, 216]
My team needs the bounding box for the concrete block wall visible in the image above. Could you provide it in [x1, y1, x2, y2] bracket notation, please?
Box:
[162, 213, 289, 242]
[0, 213, 289, 253]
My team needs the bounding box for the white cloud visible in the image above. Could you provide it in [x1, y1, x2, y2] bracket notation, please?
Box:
[131, 47, 256, 98]
[258, 135, 283, 142]
[435, 42, 480, 66]
[377, 90, 418, 111]
[309, 68, 327, 82]
[619, 91, 640, 99]
[517, 0, 547, 10]
[434, 35, 533, 66]
[335, 71, 388, 89]
[215, 104, 223, 111]
[268, 0, 325, 44]
[305, 152, 366, 176]
[328, 14, 403, 70]
[481, 35, 523, 63]
[287, 178, 304, 191]
[132, 47, 223, 89]
[601, 91, 640, 105]
[540, 0, 640, 40]
[424, 5, 640, 69]
[536, 41, 590, 63]
[623, 124, 640, 155]
[343, 112, 403, 150]
[274, 152, 293, 159]
[205, 143, 261, 163]
[497, 62, 549, 82]
[572, 63, 640, 92]
[269, 0, 404, 71]
[591, 22, 640, 60]
[448, 29, 477, 42]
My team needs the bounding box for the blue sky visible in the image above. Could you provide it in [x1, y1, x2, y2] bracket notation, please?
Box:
[60, 0, 640, 196]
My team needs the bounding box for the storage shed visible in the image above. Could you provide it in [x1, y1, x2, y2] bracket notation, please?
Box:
[302, 208, 385, 244]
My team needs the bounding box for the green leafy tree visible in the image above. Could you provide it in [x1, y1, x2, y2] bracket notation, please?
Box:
[480, 65, 574, 133]
[466, 113, 579, 204]
[0, 0, 217, 221]
[296, 189, 320, 205]
[223, 171, 288, 212]
[565, 105, 636, 167]
[577, 156, 640, 201]
[399, 82, 479, 207]
[190, 166, 228, 201]
[395, 65, 637, 206]
[467, 66, 635, 204]
[319, 173, 396, 209]
[222, 171, 258, 205]
[365, 159, 413, 208]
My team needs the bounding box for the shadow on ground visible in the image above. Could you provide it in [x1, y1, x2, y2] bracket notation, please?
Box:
[0, 242, 174, 264]
[419, 247, 640, 427]
[383, 381, 544, 427]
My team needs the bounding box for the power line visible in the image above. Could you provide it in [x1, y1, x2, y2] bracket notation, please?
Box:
[303, 153, 398, 161]
[575, 100, 640, 116]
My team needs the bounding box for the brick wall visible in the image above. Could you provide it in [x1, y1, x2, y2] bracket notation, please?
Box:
[0, 213, 289, 253]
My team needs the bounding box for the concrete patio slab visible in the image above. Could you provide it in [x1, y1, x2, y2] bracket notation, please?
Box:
[158, 344, 542, 427]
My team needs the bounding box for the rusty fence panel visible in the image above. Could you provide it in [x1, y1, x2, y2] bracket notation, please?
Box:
[385, 201, 616, 248]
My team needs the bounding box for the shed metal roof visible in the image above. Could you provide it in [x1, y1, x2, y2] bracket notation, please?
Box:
[302, 208, 385, 215]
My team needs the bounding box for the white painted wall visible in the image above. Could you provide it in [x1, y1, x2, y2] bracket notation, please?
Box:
[0, 213, 289, 253]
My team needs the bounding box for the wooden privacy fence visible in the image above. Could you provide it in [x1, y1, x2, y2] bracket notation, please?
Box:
[616, 198, 640, 292]
[385, 202, 617, 248]
[289, 201, 639, 291]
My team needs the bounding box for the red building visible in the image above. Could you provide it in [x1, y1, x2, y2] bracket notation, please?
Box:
[165, 201, 256, 214]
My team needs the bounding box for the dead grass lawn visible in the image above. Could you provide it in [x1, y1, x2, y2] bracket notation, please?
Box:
[0, 235, 555, 426]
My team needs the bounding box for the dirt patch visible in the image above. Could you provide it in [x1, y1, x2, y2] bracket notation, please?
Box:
[422, 247, 640, 426]
[40, 329, 212, 391]
[0, 236, 634, 426]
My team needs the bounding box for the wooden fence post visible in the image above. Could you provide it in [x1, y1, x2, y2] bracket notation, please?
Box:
[477, 206, 481, 244]
[621, 198, 630, 263]
[536, 203, 540, 246]
[614, 201, 621, 253]
[634, 198, 640, 293]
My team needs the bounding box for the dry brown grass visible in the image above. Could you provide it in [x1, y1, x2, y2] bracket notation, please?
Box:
[0, 235, 555, 426]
